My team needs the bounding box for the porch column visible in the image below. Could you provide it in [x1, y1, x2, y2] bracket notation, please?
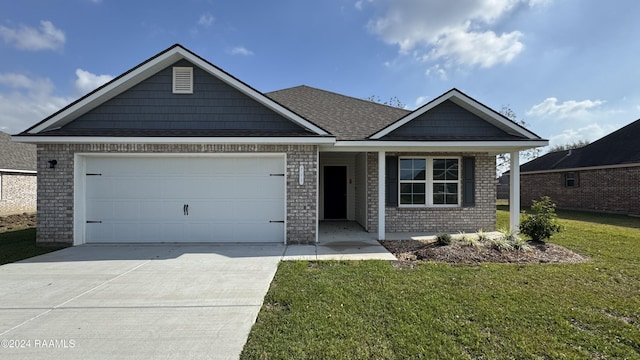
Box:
[378, 151, 385, 240]
[509, 151, 520, 232]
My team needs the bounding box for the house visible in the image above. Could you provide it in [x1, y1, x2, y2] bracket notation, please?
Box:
[0, 131, 37, 215]
[520, 119, 640, 216]
[14, 44, 546, 246]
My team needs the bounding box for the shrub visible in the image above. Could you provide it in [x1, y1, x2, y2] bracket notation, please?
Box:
[511, 236, 533, 252]
[476, 229, 490, 242]
[435, 233, 452, 246]
[489, 236, 513, 252]
[520, 196, 562, 242]
[459, 233, 482, 248]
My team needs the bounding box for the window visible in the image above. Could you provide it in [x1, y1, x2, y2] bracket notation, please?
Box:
[565, 172, 578, 187]
[399, 157, 460, 206]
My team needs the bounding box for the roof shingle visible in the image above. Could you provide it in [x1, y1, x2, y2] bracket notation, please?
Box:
[267, 85, 409, 140]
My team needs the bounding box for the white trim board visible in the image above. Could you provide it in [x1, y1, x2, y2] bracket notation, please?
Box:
[14, 136, 335, 145]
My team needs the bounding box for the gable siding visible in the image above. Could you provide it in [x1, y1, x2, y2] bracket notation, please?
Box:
[383, 100, 513, 140]
[63, 60, 309, 134]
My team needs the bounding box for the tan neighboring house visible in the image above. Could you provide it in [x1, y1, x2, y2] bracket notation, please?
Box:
[0, 131, 37, 215]
[520, 119, 640, 216]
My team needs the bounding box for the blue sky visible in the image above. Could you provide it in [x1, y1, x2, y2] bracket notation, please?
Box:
[1, 0, 639, 150]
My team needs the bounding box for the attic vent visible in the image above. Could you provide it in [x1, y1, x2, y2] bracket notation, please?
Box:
[172, 67, 193, 94]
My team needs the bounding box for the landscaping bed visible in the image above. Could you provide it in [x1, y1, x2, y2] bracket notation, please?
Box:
[0, 212, 36, 232]
[381, 237, 587, 265]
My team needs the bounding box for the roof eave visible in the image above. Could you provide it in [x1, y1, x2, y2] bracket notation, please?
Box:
[320, 139, 548, 152]
[12, 135, 336, 145]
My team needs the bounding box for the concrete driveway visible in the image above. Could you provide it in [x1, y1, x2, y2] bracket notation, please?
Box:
[0, 244, 283, 360]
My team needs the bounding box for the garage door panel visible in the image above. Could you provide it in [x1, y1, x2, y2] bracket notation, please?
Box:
[85, 156, 286, 243]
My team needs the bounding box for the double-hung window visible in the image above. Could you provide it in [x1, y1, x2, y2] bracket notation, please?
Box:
[399, 157, 460, 207]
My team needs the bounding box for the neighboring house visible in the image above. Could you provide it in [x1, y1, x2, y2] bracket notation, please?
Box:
[0, 131, 37, 215]
[15, 44, 546, 246]
[520, 119, 640, 216]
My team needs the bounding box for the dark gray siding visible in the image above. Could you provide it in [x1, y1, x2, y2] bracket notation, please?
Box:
[61, 60, 311, 135]
[382, 100, 522, 140]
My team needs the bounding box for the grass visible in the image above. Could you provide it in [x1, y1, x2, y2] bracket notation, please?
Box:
[241, 209, 640, 359]
[0, 227, 66, 265]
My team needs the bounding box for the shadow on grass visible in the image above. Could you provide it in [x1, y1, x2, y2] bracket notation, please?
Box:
[497, 204, 640, 229]
[0, 228, 68, 265]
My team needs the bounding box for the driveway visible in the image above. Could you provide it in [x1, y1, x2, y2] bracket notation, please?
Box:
[0, 244, 283, 360]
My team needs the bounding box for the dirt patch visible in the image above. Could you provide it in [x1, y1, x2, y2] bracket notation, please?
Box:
[381, 239, 587, 266]
[0, 213, 36, 232]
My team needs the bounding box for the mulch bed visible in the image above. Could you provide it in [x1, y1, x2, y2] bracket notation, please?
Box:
[380, 239, 588, 266]
[0, 213, 36, 232]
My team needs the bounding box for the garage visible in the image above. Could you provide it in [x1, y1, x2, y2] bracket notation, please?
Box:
[81, 154, 286, 243]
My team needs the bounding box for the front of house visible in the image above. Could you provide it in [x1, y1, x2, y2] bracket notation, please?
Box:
[15, 45, 546, 246]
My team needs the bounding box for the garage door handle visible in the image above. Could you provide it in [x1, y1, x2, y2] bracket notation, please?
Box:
[269, 220, 284, 223]
[183, 204, 189, 216]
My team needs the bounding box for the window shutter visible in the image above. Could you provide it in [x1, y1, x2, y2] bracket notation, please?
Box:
[173, 67, 193, 94]
[462, 157, 475, 207]
[385, 156, 398, 207]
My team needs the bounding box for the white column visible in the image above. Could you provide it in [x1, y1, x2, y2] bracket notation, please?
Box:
[378, 151, 386, 240]
[509, 151, 520, 232]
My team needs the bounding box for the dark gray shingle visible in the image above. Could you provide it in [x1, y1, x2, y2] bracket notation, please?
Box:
[267, 85, 409, 140]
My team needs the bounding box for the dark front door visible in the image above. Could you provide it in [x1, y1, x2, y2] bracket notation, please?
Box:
[324, 166, 347, 219]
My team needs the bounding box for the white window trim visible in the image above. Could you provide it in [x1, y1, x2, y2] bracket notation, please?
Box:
[398, 156, 461, 208]
[0, 173, 3, 200]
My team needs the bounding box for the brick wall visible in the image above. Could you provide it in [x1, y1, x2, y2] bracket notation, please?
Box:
[367, 152, 496, 234]
[36, 143, 318, 245]
[521, 166, 640, 215]
[0, 173, 37, 215]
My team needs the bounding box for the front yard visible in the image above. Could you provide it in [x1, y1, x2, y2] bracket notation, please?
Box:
[241, 209, 640, 359]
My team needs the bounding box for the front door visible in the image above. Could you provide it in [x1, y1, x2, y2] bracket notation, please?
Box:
[324, 166, 347, 219]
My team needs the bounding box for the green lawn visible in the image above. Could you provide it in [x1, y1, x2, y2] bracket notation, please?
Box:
[0, 227, 66, 265]
[241, 210, 640, 359]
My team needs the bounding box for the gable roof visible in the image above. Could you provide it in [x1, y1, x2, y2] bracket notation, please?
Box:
[371, 88, 541, 140]
[521, 118, 640, 172]
[267, 85, 409, 140]
[13, 44, 546, 150]
[20, 44, 329, 138]
[0, 131, 36, 172]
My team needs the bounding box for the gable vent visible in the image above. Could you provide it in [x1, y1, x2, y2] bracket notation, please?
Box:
[172, 67, 193, 94]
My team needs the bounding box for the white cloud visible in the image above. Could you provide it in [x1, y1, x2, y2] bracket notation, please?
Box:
[548, 122, 616, 148]
[229, 46, 254, 56]
[425, 64, 448, 80]
[0, 73, 70, 133]
[0, 20, 65, 51]
[369, 0, 532, 69]
[74, 69, 114, 95]
[526, 97, 605, 119]
[355, 0, 373, 11]
[415, 95, 429, 107]
[198, 13, 215, 27]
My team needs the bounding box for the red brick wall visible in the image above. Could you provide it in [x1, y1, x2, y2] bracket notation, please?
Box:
[521, 166, 640, 216]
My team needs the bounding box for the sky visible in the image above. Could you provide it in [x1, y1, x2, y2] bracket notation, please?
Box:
[1, 0, 640, 151]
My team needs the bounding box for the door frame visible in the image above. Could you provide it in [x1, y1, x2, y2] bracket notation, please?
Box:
[73, 152, 287, 245]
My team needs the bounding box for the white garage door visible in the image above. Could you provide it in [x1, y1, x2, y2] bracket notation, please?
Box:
[84, 155, 285, 243]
